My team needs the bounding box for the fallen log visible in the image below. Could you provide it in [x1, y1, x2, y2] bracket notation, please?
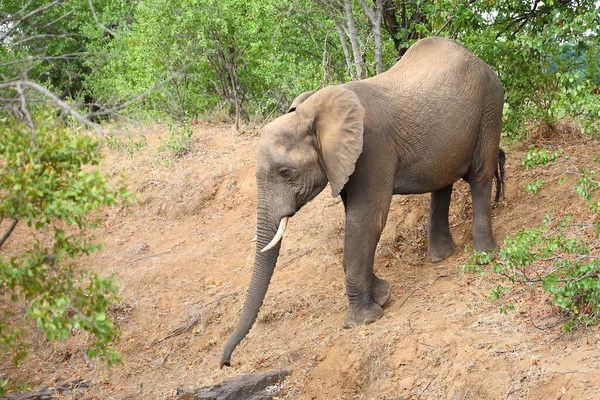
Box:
[176, 369, 291, 400]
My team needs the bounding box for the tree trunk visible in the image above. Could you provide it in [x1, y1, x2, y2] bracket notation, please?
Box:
[334, 21, 357, 80]
[228, 65, 240, 133]
[381, 0, 429, 59]
[360, 0, 383, 74]
[382, 0, 402, 54]
[208, 25, 246, 131]
[344, 0, 364, 80]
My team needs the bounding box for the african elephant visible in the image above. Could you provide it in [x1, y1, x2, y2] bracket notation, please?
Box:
[220, 37, 505, 367]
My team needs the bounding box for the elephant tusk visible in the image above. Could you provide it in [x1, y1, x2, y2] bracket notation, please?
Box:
[260, 217, 289, 253]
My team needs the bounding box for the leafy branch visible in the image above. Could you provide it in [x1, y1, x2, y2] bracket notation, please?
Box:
[0, 108, 129, 389]
[464, 146, 600, 331]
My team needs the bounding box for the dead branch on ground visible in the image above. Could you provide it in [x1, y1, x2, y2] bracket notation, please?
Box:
[154, 293, 237, 344]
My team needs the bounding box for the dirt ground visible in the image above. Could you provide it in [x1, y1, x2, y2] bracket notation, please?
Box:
[3, 123, 600, 399]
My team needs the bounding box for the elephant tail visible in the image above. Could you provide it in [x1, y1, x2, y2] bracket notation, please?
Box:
[494, 148, 506, 204]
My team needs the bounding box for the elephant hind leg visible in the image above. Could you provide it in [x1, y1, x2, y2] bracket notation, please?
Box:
[427, 184, 455, 263]
[468, 178, 497, 252]
[464, 150, 498, 253]
[466, 100, 502, 253]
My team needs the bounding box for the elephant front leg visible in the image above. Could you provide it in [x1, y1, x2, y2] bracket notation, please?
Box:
[342, 215, 389, 328]
[341, 190, 391, 308]
[427, 184, 455, 263]
[371, 275, 391, 307]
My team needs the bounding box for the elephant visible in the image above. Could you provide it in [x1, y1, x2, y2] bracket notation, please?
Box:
[220, 36, 505, 367]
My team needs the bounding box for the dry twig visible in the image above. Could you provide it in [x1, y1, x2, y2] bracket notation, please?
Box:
[87, 0, 116, 37]
[0, 219, 19, 250]
[154, 293, 236, 344]
[122, 250, 173, 267]
[0, 0, 62, 43]
[416, 378, 434, 399]
[397, 287, 419, 309]
[0, 80, 98, 133]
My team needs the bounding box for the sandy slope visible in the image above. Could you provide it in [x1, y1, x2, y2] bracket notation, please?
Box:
[3, 123, 600, 399]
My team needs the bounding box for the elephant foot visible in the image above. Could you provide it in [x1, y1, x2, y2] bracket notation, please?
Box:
[426, 239, 455, 263]
[473, 234, 498, 264]
[371, 276, 391, 307]
[473, 236, 497, 254]
[343, 302, 383, 329]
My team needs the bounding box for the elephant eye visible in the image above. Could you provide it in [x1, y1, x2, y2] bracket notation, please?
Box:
[279, 168, 293, 178]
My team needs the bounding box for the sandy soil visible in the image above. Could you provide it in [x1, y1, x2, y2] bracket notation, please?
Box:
[3, 123, 600, 399]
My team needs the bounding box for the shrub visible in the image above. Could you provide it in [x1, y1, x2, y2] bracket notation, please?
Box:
[0, 109, 128, 393]
[464, 145, 600, 331]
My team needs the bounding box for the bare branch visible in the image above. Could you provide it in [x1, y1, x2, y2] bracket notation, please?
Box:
[40, 8, 74, 30]
[85, 73, 179, 118]
[154, 293, 236, 344]
[359, 0, 376, 21]
[434, 17, 454, 36]
[16, 82, 38, 149]
[358, 0, 383, 74]
[0, 80, 99, 133]
[334, 21, 357, 80]
[0, 220, 19, 250]
[321, 29, 331, 83]
[0, 52, 90, 68]
[0, 0, 63, 43]
[0, 0, 34, 25]
[87, 0, 116, 38]
[12, 33, 84, 46]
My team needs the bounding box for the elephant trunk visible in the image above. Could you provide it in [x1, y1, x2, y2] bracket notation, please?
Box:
[220, 208, 283, 367]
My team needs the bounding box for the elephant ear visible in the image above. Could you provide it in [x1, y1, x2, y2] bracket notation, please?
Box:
[287, 91, 315, 113]
[296, 86, 365, 197]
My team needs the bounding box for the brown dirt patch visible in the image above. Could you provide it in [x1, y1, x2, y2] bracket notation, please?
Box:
[3, 124, 600, 399]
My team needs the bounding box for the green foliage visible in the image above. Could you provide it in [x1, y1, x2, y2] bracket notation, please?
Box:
[86, 0, 334, 120]
[1, 0, 131, 102]
[4, 0, 598, 131]
[464, 144, 600, 330]
[453, 0, 600, 137]
[461, 247, 492, 272]
[104, 134, 147, 157]
[158, 121, 193, 157]
[523, 146, 562, 170]
[523, 146, 564, 194]
[525, 179, 545, 195]
[0, 109, 128, 389]
[466, 215, 600, 330]
[574, 168, 600, 203]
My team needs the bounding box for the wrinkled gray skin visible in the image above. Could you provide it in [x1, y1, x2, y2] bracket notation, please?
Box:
[221, 37, 504, 367]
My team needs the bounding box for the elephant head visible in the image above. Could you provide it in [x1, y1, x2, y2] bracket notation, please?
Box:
[220, 86, 365, 367]
[286, 90, 314, 113]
